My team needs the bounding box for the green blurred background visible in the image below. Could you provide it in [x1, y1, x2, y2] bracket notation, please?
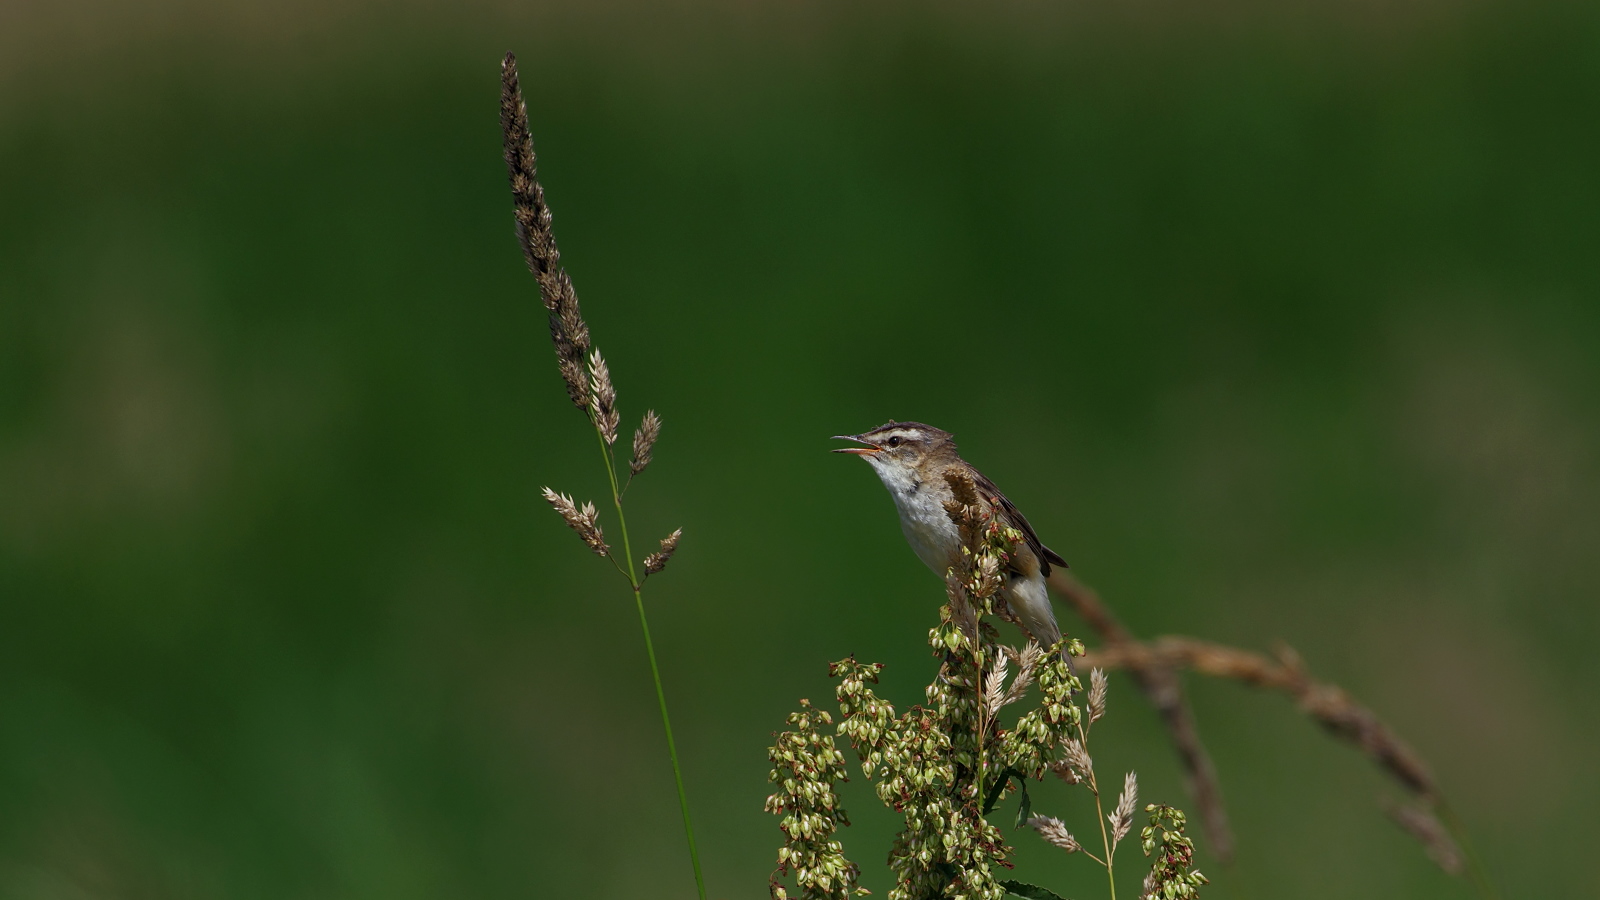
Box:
[2, 0, 1596, 896]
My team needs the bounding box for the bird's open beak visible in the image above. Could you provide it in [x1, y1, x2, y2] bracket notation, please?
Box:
[831, 434, 881, 456]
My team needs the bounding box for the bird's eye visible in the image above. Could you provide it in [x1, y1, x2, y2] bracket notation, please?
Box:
[887, 436, 902, 448]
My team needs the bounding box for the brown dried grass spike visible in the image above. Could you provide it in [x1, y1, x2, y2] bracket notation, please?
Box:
[500, 53, 592, 409]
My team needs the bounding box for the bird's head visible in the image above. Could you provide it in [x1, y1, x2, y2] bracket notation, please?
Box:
[832, 421, 957, 480]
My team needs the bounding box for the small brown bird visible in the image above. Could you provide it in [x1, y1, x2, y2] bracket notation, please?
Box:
[833, 421, 1070, 657]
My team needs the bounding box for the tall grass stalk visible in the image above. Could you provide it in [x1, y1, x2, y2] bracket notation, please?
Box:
[500, 51, 705, 900]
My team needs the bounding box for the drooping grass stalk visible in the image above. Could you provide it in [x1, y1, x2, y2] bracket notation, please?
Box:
[1074, 628, 1498, 891]
[502, 51, 705, 900]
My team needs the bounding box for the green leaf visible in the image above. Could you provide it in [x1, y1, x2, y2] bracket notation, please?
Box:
[981, 767, 1025, 814]
[1012, 779, 1033, 830]
[1001, 880, 1071, 900]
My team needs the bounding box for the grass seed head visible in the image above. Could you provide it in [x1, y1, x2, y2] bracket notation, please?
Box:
[645, 528, 683, 575]
[587, 350, 619, 444]
[1027, 815, 1081, 854]
[541, 487, 608, 556]
[1088, 668, 1108, 725]
[1110, 771, 1140, 845]
[631, 409, 662, 476]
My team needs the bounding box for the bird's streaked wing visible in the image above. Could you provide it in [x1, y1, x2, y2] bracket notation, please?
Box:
[966, 465, 1068, 576]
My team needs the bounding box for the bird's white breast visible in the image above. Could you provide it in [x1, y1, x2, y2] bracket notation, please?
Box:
[869, 460, 961, 575]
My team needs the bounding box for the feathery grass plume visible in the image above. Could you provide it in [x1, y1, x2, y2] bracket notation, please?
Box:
[1047, 571, 1234, 862]
[983, 648, 1010, 716]
[631, 409, 662, 476]
[504, 52, 704, 900]
[541, 487, 608, 555]
[998, 642, 1043, 709]
[1061, 738, 1093, 780]
[588, 350, 619, 444]
[1088, 668, 1108, 726]
[1049, 757, 1082, 786]
[500, 52, 590, 409]
[764, 699, 864, 900]
[1021, 672, 1179, 899]
[644, 528, 682, 576]
[1027, 815, 1082, 854]
[1138, 805, 1208, 900]
[1110, 772, 1139, 845]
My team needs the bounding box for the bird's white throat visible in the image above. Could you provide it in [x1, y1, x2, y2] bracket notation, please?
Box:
[866, 456, 961, 575]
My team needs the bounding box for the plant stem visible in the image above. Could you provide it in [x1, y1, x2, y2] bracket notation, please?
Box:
[593, 425, 707, 900]
[633, 583, 706, 900]
[1081, 720, 1117, 900]
[593, 426, 633, 582]
[974, 642, 986, 814]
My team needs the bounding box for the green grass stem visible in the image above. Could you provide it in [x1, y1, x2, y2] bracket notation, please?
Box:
[593, 423, 707, 900]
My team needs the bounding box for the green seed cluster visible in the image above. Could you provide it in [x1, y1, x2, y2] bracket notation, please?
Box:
[1139, 805, 1209, 900]
[832, 513, 1068, 900]
[764, 700, 864, 900]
